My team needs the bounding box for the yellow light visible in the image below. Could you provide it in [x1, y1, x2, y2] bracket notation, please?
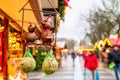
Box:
[0, 26, 4, 32]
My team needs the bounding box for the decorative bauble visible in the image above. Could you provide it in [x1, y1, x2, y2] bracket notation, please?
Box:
[28, 25, 36, 33]
[42, 53, 58, 74]
[41, 20, 53, 29]
[26, 32, 38, 42]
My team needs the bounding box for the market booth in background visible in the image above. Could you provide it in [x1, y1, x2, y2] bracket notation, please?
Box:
[55, 41, 67, 66]
[78, 44, 95, 57]
[94, 40, 104, 51]
[81, 48, 95, 58]
[94, 40, 106, 58]
[103, 38, 120, 47]
[97, 38, 120, 62]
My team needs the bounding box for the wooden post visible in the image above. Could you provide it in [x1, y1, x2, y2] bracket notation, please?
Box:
[37, 0, 44, 21]
[3, 18, 8, 80]
[21, 9, 26, 54]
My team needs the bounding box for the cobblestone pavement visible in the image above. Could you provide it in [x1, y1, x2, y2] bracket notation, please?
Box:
[28, 55, 116, 80]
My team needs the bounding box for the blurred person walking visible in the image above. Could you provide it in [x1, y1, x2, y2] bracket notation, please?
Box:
[84, 50, 98, 80]
[71, 51, 76, 63]
[108, 45, 120, 80]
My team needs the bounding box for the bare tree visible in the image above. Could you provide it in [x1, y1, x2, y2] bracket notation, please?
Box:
[101, 0, 120, 36]
[82, 0, 120, 44]
[66, 39, 76, 49]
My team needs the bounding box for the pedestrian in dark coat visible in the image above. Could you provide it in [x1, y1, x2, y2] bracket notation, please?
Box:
[71, 52, 76, 62]
[108, 45, 120, 80]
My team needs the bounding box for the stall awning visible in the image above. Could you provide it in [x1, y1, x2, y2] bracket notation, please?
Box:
[110, 37, 120, 46]
[94, 40, 104, 49]
[0, 0, 43, 32]
[104, 38, 120, 47]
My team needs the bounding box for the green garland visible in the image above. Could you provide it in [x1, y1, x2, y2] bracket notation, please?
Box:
[35, 47, 46, 70]
[59, 0, 65, 21]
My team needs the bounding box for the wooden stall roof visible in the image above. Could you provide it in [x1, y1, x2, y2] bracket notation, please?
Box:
[0, 0, 42, 32]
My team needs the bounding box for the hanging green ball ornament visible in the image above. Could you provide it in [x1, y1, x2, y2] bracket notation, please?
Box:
[20, 57, 36, 73]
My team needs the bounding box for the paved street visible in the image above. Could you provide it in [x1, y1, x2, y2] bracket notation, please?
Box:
[28, 55, 116, 80]
[28, 56, 75, 80]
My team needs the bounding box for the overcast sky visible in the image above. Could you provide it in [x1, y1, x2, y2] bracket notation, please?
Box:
[57, 0, 101, 42]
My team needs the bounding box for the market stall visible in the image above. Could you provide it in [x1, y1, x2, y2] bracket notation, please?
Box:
[94, 40, 105, 58]
[102, 38, 120, 62]
[94, 37, 120, 62]
[103, 38, 120, 47]
[0, 0, 61, 79]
